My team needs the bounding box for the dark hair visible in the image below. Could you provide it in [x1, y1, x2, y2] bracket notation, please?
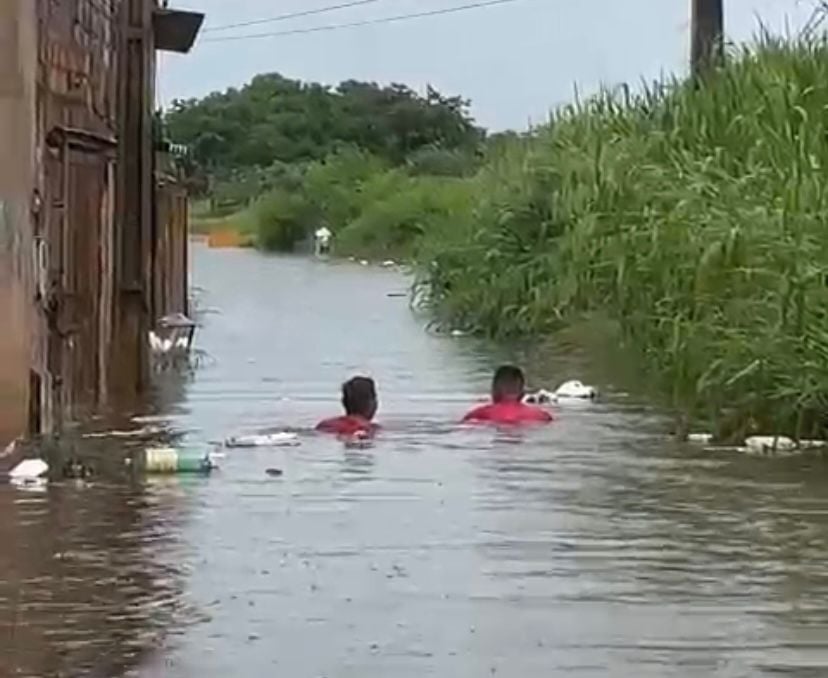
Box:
[342, 376, 378, 418]
[492, 365, 525, 403]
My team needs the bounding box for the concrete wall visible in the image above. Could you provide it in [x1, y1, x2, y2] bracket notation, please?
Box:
[0, 0, 37, 450]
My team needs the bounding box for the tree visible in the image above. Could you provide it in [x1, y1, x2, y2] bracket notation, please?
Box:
[164, 74, 484, 183]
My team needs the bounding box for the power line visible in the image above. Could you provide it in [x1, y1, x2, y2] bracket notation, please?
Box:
[202, 0, 531, 43]
[203, 0, 387, 34]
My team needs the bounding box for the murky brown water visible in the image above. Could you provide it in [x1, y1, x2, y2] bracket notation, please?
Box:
[3, 244, 828, 677]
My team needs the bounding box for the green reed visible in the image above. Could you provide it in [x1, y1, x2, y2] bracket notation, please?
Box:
[414, 36, 828, 438]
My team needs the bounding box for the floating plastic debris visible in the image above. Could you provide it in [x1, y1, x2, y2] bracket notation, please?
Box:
[739, 436, 827, 456]
[450, 329, 467, 338]
[225, 432, 300, 448]
[381, 260, 397, 268]
[10, 458, 49, 481]
[265, 468, 284, 478]
[554, 380, 598, 399]
[524, 381, 598, 404]
[9, 459, 49, 488]
[131, 448, 218, 474]
[744, 436, 797, 455]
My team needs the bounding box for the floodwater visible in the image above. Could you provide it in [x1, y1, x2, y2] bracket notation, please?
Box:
[4, 244, 828, 677]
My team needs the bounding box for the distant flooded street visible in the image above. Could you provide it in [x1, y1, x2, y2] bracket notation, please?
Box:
[3, 243, 828, 677]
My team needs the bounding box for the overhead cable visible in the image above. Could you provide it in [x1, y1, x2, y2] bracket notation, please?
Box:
[203, 0, 387, 33]
[202, 0, 530, 43]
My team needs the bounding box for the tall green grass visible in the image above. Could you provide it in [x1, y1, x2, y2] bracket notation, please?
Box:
[414, 37, 828, 439]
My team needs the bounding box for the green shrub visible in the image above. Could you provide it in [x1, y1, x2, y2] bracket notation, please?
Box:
[337, 176, 476, 258]
[405, 146, 479, 177]
[254, 189, 317, 252]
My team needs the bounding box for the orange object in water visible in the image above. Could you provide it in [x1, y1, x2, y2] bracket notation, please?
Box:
[208, 229, 250, 248]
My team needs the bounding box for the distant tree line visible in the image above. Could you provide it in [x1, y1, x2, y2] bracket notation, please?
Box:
[164, 73, 486, 195]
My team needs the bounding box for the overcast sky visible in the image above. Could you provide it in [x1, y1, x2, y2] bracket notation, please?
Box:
[159, 0, 819, 130]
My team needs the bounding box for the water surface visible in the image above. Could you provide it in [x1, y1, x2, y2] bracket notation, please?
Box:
[2, 244, 828, 677]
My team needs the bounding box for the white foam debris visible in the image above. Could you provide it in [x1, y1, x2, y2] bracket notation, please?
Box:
[744, 436, 796, 455]
[554, 380, 598, 399]
[225, 432, 300, 448]
[524, 380, 598, 405]
[10, 459, 49, 481]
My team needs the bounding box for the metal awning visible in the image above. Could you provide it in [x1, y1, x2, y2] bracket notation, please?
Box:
[153, 8, 205, 54]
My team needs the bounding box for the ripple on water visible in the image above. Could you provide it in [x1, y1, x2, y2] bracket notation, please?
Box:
[4, 248, 828, 677]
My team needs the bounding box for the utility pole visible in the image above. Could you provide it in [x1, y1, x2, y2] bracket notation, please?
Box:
[691, 0, 724, 77]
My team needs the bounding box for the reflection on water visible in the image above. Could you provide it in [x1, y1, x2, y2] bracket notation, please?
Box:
[3, 244, 828, 676]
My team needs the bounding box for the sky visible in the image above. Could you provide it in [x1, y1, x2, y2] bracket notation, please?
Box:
[158, 0, 820, 131]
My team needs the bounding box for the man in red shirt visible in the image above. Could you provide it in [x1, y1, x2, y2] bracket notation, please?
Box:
[463, 365, 553, 425]
[317, 376, 380, 437]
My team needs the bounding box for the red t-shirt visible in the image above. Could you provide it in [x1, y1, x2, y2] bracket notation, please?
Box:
[462, 401, 553, 425]
[316, 415, 378, 436]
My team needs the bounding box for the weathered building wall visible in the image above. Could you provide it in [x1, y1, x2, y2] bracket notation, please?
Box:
[111, 0, 156, 405]
[0, 0, 37, 450]
[37, 0, 122, 426]
[0, 0, 201, 450]
[154, 155, 190, 320]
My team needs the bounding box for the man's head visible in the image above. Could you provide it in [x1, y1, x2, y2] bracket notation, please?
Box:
[342, 376, 378, 420]
[491, 365, 526, 403]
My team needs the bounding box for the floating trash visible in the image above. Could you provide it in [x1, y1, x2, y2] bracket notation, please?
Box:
[740, 436, 827, 456]
[554, 380, 598, 399]
[225, 432, 300, 448]
[265, 468, 284, 478]
[9, 458, 49, 482]
[744, 436, 796, 456]
[687, 433, 714, 445]
[130, 448, 218, 475]
[524, 380, 598, 405]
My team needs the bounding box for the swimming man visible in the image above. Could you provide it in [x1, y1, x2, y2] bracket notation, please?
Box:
[317, 376, 380, 436]
[463, 365, 553, 425]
